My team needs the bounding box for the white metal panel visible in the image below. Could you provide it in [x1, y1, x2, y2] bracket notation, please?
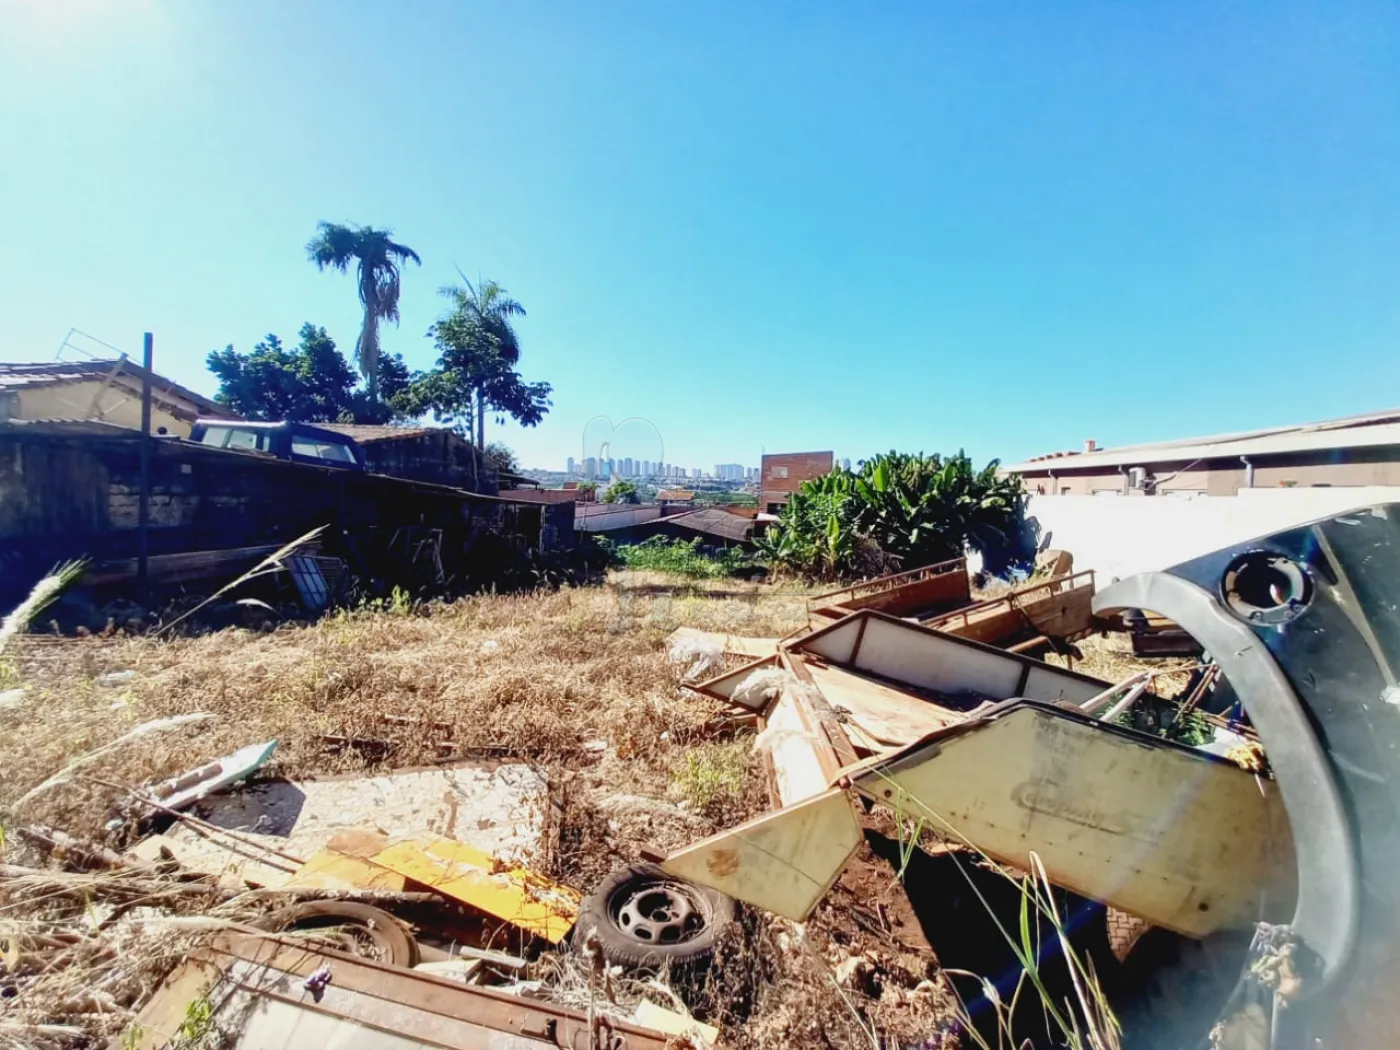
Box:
[1021, 664, 1105, 706]
[851, 706, 1296, 935]
[846, 616, 1022, 699]
[796, 615, 860, 665]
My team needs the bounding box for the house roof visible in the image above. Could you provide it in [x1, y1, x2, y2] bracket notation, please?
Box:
[0, 360, 228, 417]
[1003, 408, 1400, 474]
[317, 423, 438, 443]
[659, 507, 757, 543]
[656, 489, 696, 500]
[501, 488, 579, 504]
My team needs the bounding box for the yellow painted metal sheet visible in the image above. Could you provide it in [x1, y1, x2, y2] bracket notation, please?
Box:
[283, 850, 410, 892]
[662, 787, 862, 922]
[372, 837, 581, 942]
[851, 705, 1297, 936]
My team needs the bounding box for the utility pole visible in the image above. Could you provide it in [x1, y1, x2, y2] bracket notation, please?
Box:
[137, 332, 153, 592]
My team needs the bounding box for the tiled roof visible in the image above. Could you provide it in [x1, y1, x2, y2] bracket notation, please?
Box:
[502, 488, 580, 503]
[317, 423, 437, 443]
[0, 418, 148, 439]
[0, 360, 227, 415]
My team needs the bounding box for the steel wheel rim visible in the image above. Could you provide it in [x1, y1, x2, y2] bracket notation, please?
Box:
[610, 880, 709, 946]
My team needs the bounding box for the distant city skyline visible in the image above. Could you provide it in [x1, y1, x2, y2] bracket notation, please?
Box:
[561, 454, 761, 481]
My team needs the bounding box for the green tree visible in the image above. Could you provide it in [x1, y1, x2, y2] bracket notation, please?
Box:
[408, 279, 551, 442]
[602, 480, 640, 504]
[757, 451, 1027, 580]
[483, 440, 519, 473]
[306, 222, 421, 401]
[206, 323, 409, 423]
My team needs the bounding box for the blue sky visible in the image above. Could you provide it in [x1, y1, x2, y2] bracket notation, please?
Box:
[2, 1, 1397, 472]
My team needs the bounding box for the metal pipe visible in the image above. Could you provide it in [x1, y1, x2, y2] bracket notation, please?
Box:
[1100, 679, 1151, 723]
[1241, 455, 1254, 489]
[137, 333, 153, 590]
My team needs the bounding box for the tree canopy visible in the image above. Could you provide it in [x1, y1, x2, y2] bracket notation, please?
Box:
[602, 480, 640, 504]
[406, 279, 552, 440]
[757, 451, 1030, 580]
[206, 323, 409, 423]
[307, 222, 420, 401]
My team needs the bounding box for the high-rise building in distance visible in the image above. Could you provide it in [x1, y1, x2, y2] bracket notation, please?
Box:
[566, 456, 576, 475]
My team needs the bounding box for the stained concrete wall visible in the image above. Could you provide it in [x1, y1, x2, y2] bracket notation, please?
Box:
[16, 382, 196, 436]
[1025, 487, 1400, 585]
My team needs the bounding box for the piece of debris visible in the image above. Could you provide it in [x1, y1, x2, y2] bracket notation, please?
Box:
[668, 630, 726, 678]
[372, 836, 582, 943]
[156, 761, 553, 867]
[96, 670, 137, 687]
[667, 625, 779, 661]
[633, 999, 720, 1045]
[302, 963, 333, 999]
[150, 739, 279, 812]
[414, 957, 483, 982]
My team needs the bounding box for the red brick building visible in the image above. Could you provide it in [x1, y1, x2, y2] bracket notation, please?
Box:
[760, 451, 834, 514]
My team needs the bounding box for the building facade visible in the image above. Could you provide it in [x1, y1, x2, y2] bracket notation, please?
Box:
[0, 360, 233, 437]
[760, 450, 834, 514]
[1002, 410, 1400, 497]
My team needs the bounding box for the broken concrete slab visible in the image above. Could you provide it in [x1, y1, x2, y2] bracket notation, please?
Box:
[148, 763, 555, 886]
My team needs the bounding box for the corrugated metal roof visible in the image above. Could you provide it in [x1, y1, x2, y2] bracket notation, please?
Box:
[660, 507, 756, 543]
[1004, 409, 1400, 473]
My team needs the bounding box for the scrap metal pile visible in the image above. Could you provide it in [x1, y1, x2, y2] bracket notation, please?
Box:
[8, 525, 1363, 1049]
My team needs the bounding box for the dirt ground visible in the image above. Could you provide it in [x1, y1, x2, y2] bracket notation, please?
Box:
[0, 574, 1169, 1049]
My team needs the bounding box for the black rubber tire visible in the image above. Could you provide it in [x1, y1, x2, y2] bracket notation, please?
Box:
[1112, 928, 1252, 1050]
[576, 863, 735, 971]
[254, 901, 421, 968]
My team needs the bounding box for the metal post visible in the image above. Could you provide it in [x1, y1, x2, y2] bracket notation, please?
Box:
[137, 333, 153, 589]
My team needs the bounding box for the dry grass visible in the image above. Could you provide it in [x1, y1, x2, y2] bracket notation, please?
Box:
[1045, 631, 1198, 697]
[0, 572, 818, 1048]
[2, 576, 1178, 1049]
[1, 572, 808, 851]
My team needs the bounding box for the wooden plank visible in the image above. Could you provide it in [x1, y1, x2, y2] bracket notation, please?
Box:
[783, 651, 860, 769]
[761, 690, 832, 806]
[804, 661, 978, 747]
[662, 787, 863, 922]
[371, 838, 581, 943]
[127, 831, 295, 889]
[632, 1001, 719, 1045]
[849, 704, 1297, 936]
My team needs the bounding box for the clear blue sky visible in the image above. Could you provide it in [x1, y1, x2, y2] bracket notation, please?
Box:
[2, 1, 1397, 472]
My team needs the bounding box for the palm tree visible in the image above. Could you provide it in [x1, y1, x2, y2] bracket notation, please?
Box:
[437, 276, 526, 450]
[306, 222, 421, 401]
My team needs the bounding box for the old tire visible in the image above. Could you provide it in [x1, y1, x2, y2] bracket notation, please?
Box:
[577, 863, 735, 971]
[254, 901, 420, 968]
[1113, 928, 1252, 1050]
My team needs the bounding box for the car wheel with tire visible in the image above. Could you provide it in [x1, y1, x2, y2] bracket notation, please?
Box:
[253, 901, 421, 968]
[576, 863, 735, 971]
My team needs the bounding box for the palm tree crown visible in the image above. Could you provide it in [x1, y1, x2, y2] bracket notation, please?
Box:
[306, 222, 421, 400]
[437, 277, 526, 449]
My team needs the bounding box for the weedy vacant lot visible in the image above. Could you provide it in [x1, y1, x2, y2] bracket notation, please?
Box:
[2, 573, 972, 1048]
